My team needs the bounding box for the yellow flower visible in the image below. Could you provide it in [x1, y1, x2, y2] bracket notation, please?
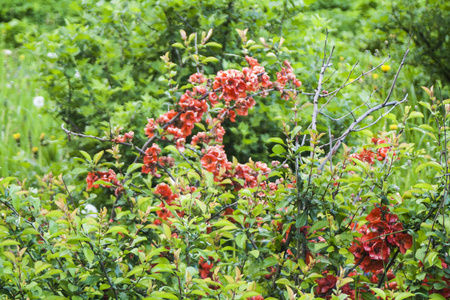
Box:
[32, 147, 39, 153]
[19, 55, 25, 60]
[13, 133, 21, 140]
[339, 56, 345, 61]
[389, 124, 398, 130]
[373, 73, 379, 79]
[40, 133, 45, 140]
[381, 65, 391, 72]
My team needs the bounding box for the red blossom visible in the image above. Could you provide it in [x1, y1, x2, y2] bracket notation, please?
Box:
[315, 274, 337, 297]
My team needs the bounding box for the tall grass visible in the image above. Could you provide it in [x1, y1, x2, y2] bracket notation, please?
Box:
[0, 49, 64, 178]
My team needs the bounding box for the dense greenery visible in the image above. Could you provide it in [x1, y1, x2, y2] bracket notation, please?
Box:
[0, 0, 449, 299]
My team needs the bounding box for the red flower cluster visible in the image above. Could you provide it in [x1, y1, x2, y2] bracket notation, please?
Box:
[199, 256, 214, 279]
[190, 119, 226, 147]
[275, 60, 302, 99]
[315, 274, 354, 299]
[188, 72, 207, 84]
[209, 56, 272, 119]
[201, 145, 231, 176]
[144, 74, 209, 148]
[349, 148, 376, 165]
[370, 269, 398, 289]
[372, 137, 392, 161]
[198, 256, 221, 290]
[349, 205, 412, 272]
[153, 183, 183, 225]
[86, 169, 123, 196]
[247, 296, 264, 300]
[112, 131, 134, 143]
[234, 161, 271, 190]
[142, 143, 161, 176]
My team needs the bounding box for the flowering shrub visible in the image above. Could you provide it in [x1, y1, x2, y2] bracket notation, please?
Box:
[1, 30, 449, 300]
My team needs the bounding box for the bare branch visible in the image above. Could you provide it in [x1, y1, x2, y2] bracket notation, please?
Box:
[319, 96, 408, 170]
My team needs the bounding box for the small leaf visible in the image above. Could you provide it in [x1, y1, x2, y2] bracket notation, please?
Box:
[83, 248, 95, 265]
[407, 111, 424, 119]
[35, 261, 52, 274]
[171, 42, 185, 48]
[0, 239, 20, 247]
[272, 144, 286, 154]
[106, 226, 129, 235]
[196, 199, 206, 214]
[395, 292, 415, 300]
[236, 232, 247, 249]
[79, 150, 92, 162]
[204, 42, 222, 48]
[127, 163, 144, 174]
[93, 150, 104, 164]
[21, 228, 40, 236]
[201, 57, 219, 64]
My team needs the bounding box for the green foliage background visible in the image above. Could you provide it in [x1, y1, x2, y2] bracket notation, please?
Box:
[0, 0, 449, 299]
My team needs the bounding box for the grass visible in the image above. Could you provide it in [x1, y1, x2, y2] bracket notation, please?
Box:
[0, 49, 65, 178]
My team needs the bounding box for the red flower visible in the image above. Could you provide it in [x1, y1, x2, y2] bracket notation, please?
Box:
[155, 183, 173, 200]
[368, 240, 390, 260]
[145, 118, 156, 138]
[199, 257, 215, 279]
[86, 172, 100, 189]
[315, 274, 337, 296]
[156, 202, 174, 221]
[393, 233, 413, 254]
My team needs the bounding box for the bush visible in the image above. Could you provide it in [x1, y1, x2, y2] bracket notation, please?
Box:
[30, 0, 415, 164]
[1, 31, 449, 299]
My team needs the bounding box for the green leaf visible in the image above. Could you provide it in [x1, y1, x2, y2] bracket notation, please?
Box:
[415, 161, 443, 173]
[126, 163, 144, 174]
[413, 183, 434, 190]
[266, 137, 285, 145]
[79, 150, 92, 162]
[272, 144, 286, 154]
[262, 256, 278, 268]
[21, 228, 40, 236]
[196, 199, 206, 214]
[370, 288, 386, 300]
[106, 226, 129, 235]
[3, 251, 16, 262]
[35, 261, 52, 274]
[201, 57, 219, 64]
[204, 42, 222, 48]
[0, 239, 20, 247]
[275, 278, 291, 286]
[407, 111, 424, 119]
[308, 220, 328, 234]
[296, 211, 308, 227]
[249, 250, 260, 258]
[236, 232, 247, 249]
[126, 266, 144, 278]
[427, 251, 439, 266]
[83, 248, 95, 265]
[394, 292, 415, 300]
[171, 43, 185, 48]
[350, 157, 369, 174]
[93, 150, 104, 164]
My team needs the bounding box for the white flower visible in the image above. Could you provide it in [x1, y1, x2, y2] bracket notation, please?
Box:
[74, 69, 81, 79]
[82, 204, 98, 218]
[47, 52, 58, 59]
[2, 49, 12, 56]
[33, 96, 45, 108]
